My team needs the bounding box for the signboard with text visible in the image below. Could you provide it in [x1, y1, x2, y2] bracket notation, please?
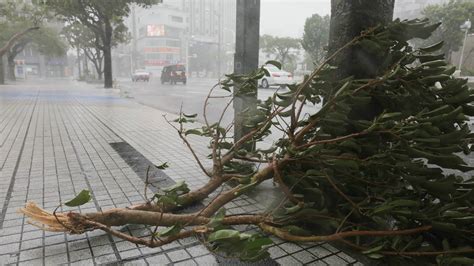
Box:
[147, 25, 165, 37]
[144, 59, 170, 66]
[143, 47, 180, 53]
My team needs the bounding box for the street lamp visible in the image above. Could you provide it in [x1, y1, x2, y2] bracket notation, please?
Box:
[459, 19, 472, 73]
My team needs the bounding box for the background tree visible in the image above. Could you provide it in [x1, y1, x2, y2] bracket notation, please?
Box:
[302, 14, 330, 66]
[260, 34, 301, 72]
[420, 0, 474, 62]
[0, 1, 47, 84]
[6, 26, 66, 81]
[62, 22, 129, 80]
[2, 0, 66, 81]
[39, 0, 160, 88]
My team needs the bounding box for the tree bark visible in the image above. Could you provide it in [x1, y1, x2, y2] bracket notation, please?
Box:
[0, 56, 5, 85]
[328, 0, 395, 80]
[328, 0, 395, 120]
[103, 20, 113, 88]
[7, 54, 16, 81]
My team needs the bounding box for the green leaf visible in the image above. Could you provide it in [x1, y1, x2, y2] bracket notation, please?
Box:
[265, 60, 281, 69]
[420, 41, 444, 53]
[155, 162, 169, 169]
[442, 257, 474, 265]
[208, 208, 226, 228]
[262, 67, 271, 77]
[65, 190, 91, 207]
[208, 229, 241, 242]
[283, 225, 312, 236]
[155, 195, 178, 206]
[362, 244, 384, 254]
[367, 253, 384, 259]
[183, 113, 197, 118]
[380, 112, 403, 121]
[158, 224, 182, 237]
[184, 129, 202, 136]
[163, 180, 190, 194]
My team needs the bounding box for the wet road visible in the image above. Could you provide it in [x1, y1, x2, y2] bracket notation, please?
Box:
[119, 77, 321, 126]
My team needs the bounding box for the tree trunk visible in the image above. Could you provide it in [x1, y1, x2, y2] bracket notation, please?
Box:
[103, 20, 113, 88]
[328, 0, 394, 120]
[328, 0, 395, 80]
[0, 56, 5, 85]
[7, 54, 16, 81]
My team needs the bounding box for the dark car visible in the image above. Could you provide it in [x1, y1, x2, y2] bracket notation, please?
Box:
[161, 64, 187, 85]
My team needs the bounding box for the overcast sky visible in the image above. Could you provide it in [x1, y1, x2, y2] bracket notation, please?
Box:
[260, 0, 331, 38]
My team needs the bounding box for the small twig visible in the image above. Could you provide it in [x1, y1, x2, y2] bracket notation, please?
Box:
[53, 205, 80, 234]
[221, 107, 284, 165]
[324, 172, 360, 213]
[272, 155, 300, 204]
[164, 115, 211, 177]
[203, 83, 221, 128]
[82, 218, 195, 248]
[336, 208, 354, 233]
[295, 131, 369, 150]
[144, 165, 151, 201]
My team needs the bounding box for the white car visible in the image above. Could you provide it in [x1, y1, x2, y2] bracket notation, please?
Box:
[259, 65, 295, 88]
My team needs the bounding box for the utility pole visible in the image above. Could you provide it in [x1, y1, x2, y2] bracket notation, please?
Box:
[233, 0, 260, 147]
[459, 19, 472, 73]
[76, 48, 82, 79]
[217, 12, 222, 78]
[131, 5, 137, 72]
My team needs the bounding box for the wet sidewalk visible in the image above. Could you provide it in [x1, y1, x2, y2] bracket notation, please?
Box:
[0, 79, 360, 265]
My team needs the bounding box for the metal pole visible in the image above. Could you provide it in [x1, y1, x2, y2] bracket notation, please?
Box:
[233, 0, 260, 148]
[459, 29, 469, 72]
[131, 5, 137, 73]
[76, 48, 81, 78]
[217, 12, 222, 78]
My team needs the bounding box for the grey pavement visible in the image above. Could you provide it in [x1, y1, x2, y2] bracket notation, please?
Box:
[0, 79, 359, 265]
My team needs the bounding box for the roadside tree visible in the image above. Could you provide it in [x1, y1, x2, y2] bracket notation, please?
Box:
[39, 0, 160, 88]
[302, 14, 330, 66]
[420, 0, 474, 62]
[1, 1, 66, 81]
[260, 34, 301, 72]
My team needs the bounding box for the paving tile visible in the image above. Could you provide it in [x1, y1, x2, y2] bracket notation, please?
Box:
[194, 254, 218, 265]
[186, 245, 209, 257]
[276, 255, 302, 265]
[167, 249, 191, 262]
[293, 250, 318, 264]
[146, 254, 170, 264]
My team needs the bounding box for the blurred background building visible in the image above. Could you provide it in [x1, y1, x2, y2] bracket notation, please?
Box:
[119, 0, 236, 78]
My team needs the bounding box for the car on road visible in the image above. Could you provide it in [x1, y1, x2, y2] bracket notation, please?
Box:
[259, 64, 295, 88]
[161, 64, 187, 85]
[132, 70, 150, 82]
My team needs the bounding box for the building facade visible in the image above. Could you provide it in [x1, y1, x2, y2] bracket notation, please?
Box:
[123, 0, 236, 77]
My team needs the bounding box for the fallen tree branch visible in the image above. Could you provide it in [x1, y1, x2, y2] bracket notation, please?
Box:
[259, 223, 433, 242]
[19, 201, 268, 233]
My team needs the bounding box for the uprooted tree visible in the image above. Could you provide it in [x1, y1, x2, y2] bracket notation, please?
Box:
[20, 19, 474, 264]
